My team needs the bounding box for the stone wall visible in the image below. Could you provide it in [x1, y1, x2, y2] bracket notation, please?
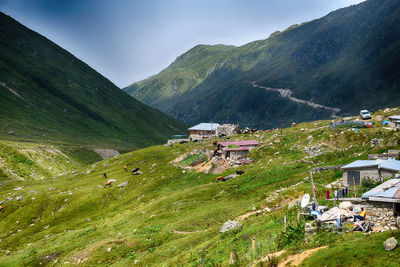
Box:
[343, 167, 397, 185]
[364, 201, 398, 231]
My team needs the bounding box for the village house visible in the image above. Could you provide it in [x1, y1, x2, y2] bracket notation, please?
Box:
[361, 179, 400, 230]
[188, 123, 220, 140]
[341, 159, 400, 185]
[219, 140, 258, 160]
[388, 115, 400, 129]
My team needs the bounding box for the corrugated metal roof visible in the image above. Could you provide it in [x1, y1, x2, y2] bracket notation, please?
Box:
[389, 115, 400, 120]
[362, 179, 400, 199]
[342, 159, 400, 172]
[188, 123, 220, 131]
[341, 160, 377, 169]
[219, 140, 259, 147]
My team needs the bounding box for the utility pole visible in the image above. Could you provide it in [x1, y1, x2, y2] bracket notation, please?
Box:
[310, 171, 318, 205]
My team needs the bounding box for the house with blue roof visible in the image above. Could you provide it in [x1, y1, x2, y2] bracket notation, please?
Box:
[188, 123, 220, 140]
[341, 159, 400, 185]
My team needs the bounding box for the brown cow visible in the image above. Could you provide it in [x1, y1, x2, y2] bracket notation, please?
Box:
[104, 180, 112, 188]
[216, 176, 224, 182]
[0, 206, 4, 212]
[123, 166, 127, 171]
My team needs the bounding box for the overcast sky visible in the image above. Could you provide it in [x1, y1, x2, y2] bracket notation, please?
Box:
[0, 0, 365, 88]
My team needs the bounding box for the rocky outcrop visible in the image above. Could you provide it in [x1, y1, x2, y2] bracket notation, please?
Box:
[215, 124, 240, 137]
[220, 220, 242, 233]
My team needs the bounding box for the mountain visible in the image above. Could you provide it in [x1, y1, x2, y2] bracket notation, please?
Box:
[125, 0, 400, 129]
[0, 12, 187, 148]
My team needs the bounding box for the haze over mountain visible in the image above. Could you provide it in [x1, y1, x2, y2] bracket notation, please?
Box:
[0, 12, 187, 148]
[125, 0, 400, 129]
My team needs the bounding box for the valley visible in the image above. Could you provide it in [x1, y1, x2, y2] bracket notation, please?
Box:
[1, 108, 399, 266]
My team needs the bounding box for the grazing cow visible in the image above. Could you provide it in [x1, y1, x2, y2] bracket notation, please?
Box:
[292, 122, 297, 127]
[131, 168, 140, 173]
[236, 170, 245, 175]
[123, 166, 127, 171]
[216, 176, 225, 182]
[104, 180, 112, 188]
[0, 206, 4, 212]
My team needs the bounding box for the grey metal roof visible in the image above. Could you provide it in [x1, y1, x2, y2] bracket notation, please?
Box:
[362, 179, 400, 199]
[389, 115, 400, 120]
[362, 179, 400, 201]
[341, 159, 400, 172]
[188, 123, 220, 131]
[341, 160, 378, 169]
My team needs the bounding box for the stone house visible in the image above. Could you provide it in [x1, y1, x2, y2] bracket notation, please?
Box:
[188, 123, 220, 140]
[341, 159, 400, 185]
[362, 179, 400, 230]
[219, 140, 258, 160]
[388, 115, 400, 129]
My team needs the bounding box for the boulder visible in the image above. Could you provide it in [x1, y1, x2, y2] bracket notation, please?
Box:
[118, 182, 129, 188]
[383, 237, 398, 251]
[16, 196, 23, 201]
[216, 124, 240, 137]
[220, 220, 242, 233]
[339, 201, 353, 210]
[320, 207, 352, 221]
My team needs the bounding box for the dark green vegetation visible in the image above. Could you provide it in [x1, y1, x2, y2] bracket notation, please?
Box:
[125, 0, 400, 129]
[0, 109, 399, 266]
[0, 12, 187, 149]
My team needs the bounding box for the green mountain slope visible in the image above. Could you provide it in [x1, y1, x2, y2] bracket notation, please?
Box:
[124, 44, 235, 111]
[0, 12, 187, 148]
[1, 109, 399, 265]
[125, 0, 400, 129]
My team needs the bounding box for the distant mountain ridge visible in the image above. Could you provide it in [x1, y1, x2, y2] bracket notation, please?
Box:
[125, 0, 400, 129]
[0, 12, 187, 148]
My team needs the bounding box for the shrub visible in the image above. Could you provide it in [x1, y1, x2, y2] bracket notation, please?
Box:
[278, 222, 305, 248]
[359, 178, 382, 194]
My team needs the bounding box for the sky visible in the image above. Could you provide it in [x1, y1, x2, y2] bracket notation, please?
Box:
[0, 0, 366, 88]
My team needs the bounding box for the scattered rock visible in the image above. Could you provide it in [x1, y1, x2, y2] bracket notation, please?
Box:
[107, 247, 112, 252]
[13, 187, 22, 191]
[339, 201, 353, 210]
[370, 138, 383, 146]
[383, 237, 398, 251]
[220, 220, 242, 233]
[118, 182, 129, 188]
[16, 196, 23, 201]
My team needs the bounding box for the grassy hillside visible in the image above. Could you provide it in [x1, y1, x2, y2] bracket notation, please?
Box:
[0, 109, 399, 266]
[124, 44, 235, 111]
[125, 0, 400, 129]
[0, 12, 187, 148]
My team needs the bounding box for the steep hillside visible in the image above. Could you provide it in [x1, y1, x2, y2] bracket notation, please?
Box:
[0, 108, 399, 266]
[0, 12, 187, 148]
[124, 44, 235, 111]
[125, 0, 400, 129]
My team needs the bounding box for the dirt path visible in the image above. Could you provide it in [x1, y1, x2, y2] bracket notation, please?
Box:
[250, 81, 340, 118]
[172, 229, 207, 234]
[278, 246, 327, 266]
[0, 81, 25, 101]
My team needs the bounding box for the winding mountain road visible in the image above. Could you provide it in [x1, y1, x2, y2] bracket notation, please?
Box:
[250, 81, 340, 118]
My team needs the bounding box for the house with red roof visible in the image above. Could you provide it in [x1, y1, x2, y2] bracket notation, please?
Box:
[219, 140, 258, 160]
